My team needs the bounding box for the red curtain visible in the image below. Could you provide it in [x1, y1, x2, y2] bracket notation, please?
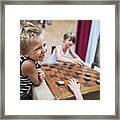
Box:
[76, 20, 92, 61]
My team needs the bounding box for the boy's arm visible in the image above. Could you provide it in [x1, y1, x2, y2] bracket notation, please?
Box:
[69, 47, 85, 65]
[69, 47, 80, 59]
[21, 60, 41, 86]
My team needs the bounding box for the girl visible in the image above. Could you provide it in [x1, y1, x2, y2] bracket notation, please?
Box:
[20, 21, 47, 100]
[51, 32, 85, 66]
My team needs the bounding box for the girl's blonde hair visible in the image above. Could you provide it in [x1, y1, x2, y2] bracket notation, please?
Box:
[20, 20, 42, 53]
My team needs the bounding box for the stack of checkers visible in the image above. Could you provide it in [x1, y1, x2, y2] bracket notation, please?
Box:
[42, 62, 100, 100]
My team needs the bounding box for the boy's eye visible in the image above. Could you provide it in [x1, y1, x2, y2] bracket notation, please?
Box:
[34, 42, 47, 51]
[34, 47, 42, 51]
[43, 43, 46, 47]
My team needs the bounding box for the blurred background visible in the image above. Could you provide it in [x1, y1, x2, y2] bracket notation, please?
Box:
[20, 20, 100, 67]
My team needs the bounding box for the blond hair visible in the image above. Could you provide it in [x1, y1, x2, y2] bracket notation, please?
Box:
[20, 21, 42, 53]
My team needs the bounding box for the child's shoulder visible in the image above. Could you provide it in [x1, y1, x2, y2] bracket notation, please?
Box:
[21, 59, 36, 73]
[56, 45, 62, 50]
[20, 55, 36, 70]
[22, 59, 35, 67]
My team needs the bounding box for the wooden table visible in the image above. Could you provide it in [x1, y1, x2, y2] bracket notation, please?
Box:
[42, 62, 100, 100]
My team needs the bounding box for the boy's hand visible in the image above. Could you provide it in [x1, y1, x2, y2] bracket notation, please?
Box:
[37, 69, 45, 81]
[72, 58, 84, 67]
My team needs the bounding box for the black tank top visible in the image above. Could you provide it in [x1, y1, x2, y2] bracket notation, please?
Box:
[20, 55, 41, 99]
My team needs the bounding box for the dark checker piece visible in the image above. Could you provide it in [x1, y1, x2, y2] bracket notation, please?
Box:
[85, 73, 91, 77]
[81, 82, 91, 87]
[58, 67, 64, 70]
[50, 64, 58, 68]
[73, 76, 78, 79]
[66, 70, 72, 72]
[63, 62, 68, 65]
[49, 74, 57, 77]
[95, 80, 100, 85]
[68, 66, 73, 69]
[61, 77, 67, 81]
[65, 73, 70, 76]
[45, 68, 51, 71]
[69, 63, 75, 66]
[84, 77, 91, 81]
[94, 76, 100, 80]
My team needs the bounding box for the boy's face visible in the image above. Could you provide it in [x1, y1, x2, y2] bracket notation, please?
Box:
[28, 34, 47, 62]
[64, 37, 74, 48]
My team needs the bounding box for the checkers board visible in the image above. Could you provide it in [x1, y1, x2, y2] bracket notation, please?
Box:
[42, 62, 100, 100]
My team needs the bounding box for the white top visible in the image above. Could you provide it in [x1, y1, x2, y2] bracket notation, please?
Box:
[50, 45, 70, 64]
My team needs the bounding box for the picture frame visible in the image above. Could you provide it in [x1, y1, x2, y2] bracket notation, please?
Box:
[0, 0, 119, 119]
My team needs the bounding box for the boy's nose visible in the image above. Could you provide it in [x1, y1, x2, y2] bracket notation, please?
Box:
[70, 40, 73, 44]
[42, 47, 47, 53]
[70, 41, 73, 45]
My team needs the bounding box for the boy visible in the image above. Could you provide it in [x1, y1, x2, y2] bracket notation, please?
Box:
[20, 21, 47, 100]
